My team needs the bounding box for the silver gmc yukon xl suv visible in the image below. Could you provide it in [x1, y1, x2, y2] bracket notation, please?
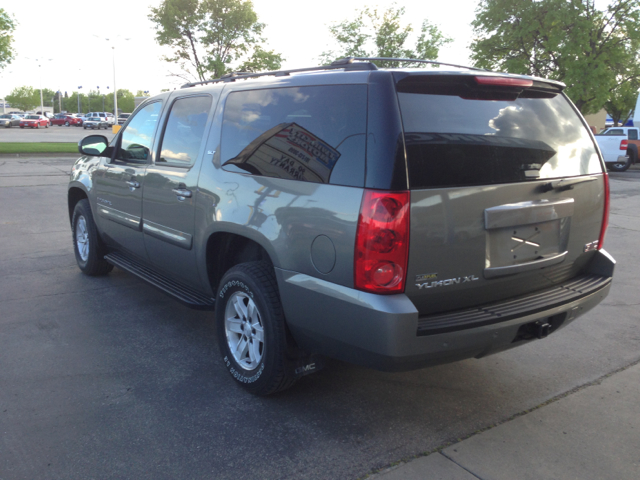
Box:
[68, 58, 615, 395]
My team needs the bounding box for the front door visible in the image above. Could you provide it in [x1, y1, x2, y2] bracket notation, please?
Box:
[93, 101, 164, 261]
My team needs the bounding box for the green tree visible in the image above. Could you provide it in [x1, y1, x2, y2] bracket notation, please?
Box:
[604, 80, 640, 126]
[149, 0, 283, 82]
[115, 89, 135, 113]
[319, 4, 451, 68]
[0, 8, 16, 71]
[135, 90, 150, 97]
[470, 0, 640, 114]
[40, 88, 56, 108]
[6, 86, 39, 112]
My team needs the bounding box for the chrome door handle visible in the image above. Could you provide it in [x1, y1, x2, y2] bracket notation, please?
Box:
[172, 188, 192, 198]
[126, 181, 140, 188]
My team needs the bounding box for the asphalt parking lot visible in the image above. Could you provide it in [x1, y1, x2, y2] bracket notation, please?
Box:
[0, 154, 638, 480]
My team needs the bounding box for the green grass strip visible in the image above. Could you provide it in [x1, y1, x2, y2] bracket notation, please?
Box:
[0, 142, 78, 154]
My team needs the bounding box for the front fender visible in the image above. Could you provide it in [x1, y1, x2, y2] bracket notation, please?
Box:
[68, 155, 101, 223]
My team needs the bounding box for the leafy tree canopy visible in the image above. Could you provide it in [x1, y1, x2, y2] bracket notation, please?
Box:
[149, 0, 283, 82]
[605, 79, 640, 126]
[6, 86, 39, 112]
[319, 3, 451, 68]
[470, 0, 640, 114]
[0, 8, 16, 71]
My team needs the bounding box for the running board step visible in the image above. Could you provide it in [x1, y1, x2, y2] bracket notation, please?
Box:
[105, 252, 216, 310]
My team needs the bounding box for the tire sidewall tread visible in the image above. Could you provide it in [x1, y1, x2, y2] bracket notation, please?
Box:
[72, 199, 113, 276]
[215, 261, 295, 395]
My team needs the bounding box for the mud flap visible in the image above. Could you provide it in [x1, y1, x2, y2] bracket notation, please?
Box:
[290, 354, 325, 379]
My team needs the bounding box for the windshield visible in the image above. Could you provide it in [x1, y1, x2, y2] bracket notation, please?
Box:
[26, 115, 39, 119]
[395, 75, 602, 189]
[0, 114, 11, 119]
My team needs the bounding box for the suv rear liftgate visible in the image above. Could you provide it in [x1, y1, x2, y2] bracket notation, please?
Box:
[397, 72, 611, 342]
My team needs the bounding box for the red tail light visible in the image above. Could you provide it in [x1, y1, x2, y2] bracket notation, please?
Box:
[598, 172, 610, 250]
[620, 139, 628, 151]
[354, 190, 410, 294]
[474, 76, 533, 88]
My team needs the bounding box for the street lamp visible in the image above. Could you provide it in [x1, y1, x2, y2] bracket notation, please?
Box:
[94, 35, 130, 123]
[78, 86, 82, 114]
[25, 57, 53, 115]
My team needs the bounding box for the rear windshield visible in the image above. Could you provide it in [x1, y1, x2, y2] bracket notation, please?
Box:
[396, 75, 602, 189]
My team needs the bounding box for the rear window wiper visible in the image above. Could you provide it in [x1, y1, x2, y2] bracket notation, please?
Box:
[541, 176, 598, 192]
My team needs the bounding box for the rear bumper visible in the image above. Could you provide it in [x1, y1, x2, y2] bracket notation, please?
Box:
[276, 250, 614, 371]
[604, 155, 629, 164]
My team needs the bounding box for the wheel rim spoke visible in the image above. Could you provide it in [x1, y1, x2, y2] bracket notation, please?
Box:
[226, 317, 244, 334]
[235, 337, 249, 360]
[253, 324, 264, 342]
[233, 296, 248, 320]
[249, 339, 261, 364]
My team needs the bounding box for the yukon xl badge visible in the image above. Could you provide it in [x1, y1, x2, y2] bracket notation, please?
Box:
[415, 273, 479, 289]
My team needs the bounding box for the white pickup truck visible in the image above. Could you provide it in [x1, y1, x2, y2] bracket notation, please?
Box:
[594, 126, 639, 172]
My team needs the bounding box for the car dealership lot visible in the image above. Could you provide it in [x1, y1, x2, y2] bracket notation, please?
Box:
[0, 125, 116, 143]
[0, 156, 639, 479]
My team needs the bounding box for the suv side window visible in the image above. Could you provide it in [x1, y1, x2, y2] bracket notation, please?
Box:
[220, 85, 367, 187]
[157, 95, 212, 167]
[117, 102, 162, 162]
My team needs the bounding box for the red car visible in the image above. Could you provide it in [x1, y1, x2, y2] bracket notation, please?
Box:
[50, 114, 83, 127]
[19, 115, 50, 129]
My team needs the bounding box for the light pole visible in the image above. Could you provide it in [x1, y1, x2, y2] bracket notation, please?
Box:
[94, 35, 130, 122]
[26, 58, 53, 115]
[78, 86, 82, 114]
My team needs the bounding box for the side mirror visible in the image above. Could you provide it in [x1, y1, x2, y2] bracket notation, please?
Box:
[79, 135, 108, 156]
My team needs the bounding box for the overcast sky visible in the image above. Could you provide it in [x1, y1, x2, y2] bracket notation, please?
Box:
[1, 0, 481, 98]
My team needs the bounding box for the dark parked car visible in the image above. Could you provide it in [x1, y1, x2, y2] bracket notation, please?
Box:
[0, 114, 21, 128]
[68, 58, 615, 396]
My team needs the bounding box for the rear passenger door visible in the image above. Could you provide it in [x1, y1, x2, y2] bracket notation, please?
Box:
[142, 94, 216, 289]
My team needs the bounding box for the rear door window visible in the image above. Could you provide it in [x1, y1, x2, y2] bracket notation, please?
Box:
[220, 85, 367, 187]
[157, 95, 212, 167]
[395, 75, 602, 189]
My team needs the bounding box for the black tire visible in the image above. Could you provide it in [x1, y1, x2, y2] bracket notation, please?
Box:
[71, 199, 113, 276]
[608, 155, 631, 172]
[216, 261, 297, 395]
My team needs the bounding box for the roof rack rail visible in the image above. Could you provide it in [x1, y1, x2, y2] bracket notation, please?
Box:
[180, 61, 377, 89]
[332, 57, 486, 72]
